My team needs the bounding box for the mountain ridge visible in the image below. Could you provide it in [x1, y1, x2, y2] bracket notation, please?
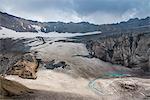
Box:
[0, 11, 150, 33]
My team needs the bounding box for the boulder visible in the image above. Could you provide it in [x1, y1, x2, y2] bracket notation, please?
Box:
[44, 60, 67, 69]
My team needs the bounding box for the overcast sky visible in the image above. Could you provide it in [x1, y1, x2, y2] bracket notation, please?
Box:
[0, 0, 150, 24]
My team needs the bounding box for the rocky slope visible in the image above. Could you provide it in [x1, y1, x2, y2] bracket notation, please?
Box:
[86, 32, 150, 73]
[0, 76, 33, 99]
[0, 11, 99, 33]
[0, 11, 150, 33]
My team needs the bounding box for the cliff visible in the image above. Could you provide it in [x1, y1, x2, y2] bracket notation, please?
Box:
[86, 33, 150, 73]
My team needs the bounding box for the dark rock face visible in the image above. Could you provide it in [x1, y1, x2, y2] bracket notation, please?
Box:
[0, 38, 31, 75]
[87, 33, 150, 72]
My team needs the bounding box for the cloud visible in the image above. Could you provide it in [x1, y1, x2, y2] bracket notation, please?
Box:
[121, 8, 138, 21]
[0, 0, 150, 24]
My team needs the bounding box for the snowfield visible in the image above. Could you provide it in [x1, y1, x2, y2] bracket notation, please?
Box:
[0, 27, 101, 38]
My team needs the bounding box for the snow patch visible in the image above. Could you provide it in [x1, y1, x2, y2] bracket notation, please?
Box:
[31, 25, 41, 31]
[28, 25, 32, 29]
[0, 27, 101, 39]
[20, 22, 26, 30]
